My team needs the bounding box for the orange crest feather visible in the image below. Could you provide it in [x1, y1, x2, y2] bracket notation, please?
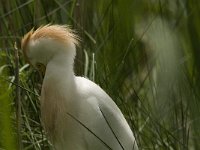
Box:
[21, 24, 79, 62]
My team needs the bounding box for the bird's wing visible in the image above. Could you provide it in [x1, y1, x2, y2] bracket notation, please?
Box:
[97, 99, 138, 150]
[73, 77, 138, 150]
[69, 96, 138, 150]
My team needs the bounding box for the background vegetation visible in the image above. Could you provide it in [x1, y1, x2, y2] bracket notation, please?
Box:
[0, 0, 200, 149]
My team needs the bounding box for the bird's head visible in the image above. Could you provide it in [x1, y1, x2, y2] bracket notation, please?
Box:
[21, 25, 79, 74]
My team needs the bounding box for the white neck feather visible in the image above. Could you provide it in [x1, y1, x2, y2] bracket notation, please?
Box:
[43, 49, 76, 99]
[40, 48, 77, 139]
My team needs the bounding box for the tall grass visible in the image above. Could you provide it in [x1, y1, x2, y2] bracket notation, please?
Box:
[0, 52, 16, 150]
[0, 0, 200, 149]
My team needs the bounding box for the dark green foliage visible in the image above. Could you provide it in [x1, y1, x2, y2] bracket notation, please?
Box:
[0, 0, 200, 149]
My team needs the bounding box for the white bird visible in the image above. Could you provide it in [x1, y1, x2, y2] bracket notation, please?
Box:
[21, 25, 138, 150]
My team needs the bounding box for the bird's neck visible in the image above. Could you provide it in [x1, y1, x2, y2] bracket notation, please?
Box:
[42, 51, 76, 102]
[41, 51, 76, 138]
[44, 51, 75, 84]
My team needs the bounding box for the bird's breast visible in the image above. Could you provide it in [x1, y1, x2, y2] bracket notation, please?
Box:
[40, 80, 69, 141]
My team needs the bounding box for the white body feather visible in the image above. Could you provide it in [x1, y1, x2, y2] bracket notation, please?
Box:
[41, 48, 138, 150]
[22, 25, 138, 150]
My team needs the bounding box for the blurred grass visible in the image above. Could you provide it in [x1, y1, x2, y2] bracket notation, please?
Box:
[0, 52, 16, 150]
[0, 0, 200, 149]
[0, 79, 16, 150]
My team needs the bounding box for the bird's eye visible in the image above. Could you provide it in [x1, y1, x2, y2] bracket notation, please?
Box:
[36, 63, 42, 69]
[35, 62, 46, 76]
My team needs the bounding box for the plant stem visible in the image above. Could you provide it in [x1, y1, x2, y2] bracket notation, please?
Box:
[14, 42, 22, 150]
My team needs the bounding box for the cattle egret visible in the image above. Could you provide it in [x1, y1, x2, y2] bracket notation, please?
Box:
[21, 25, 138, 150]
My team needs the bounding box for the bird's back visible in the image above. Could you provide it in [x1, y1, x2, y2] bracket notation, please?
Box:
[71, 76, 138, 150]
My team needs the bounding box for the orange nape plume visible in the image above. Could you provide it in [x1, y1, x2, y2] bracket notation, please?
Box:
[21, 24, 79, 62]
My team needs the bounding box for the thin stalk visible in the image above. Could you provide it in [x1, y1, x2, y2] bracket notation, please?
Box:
[99, 107, 125, 150]
[66, 112, 112, 150]
[0, 76, 39, 97]
[14, 42, 22, 150]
